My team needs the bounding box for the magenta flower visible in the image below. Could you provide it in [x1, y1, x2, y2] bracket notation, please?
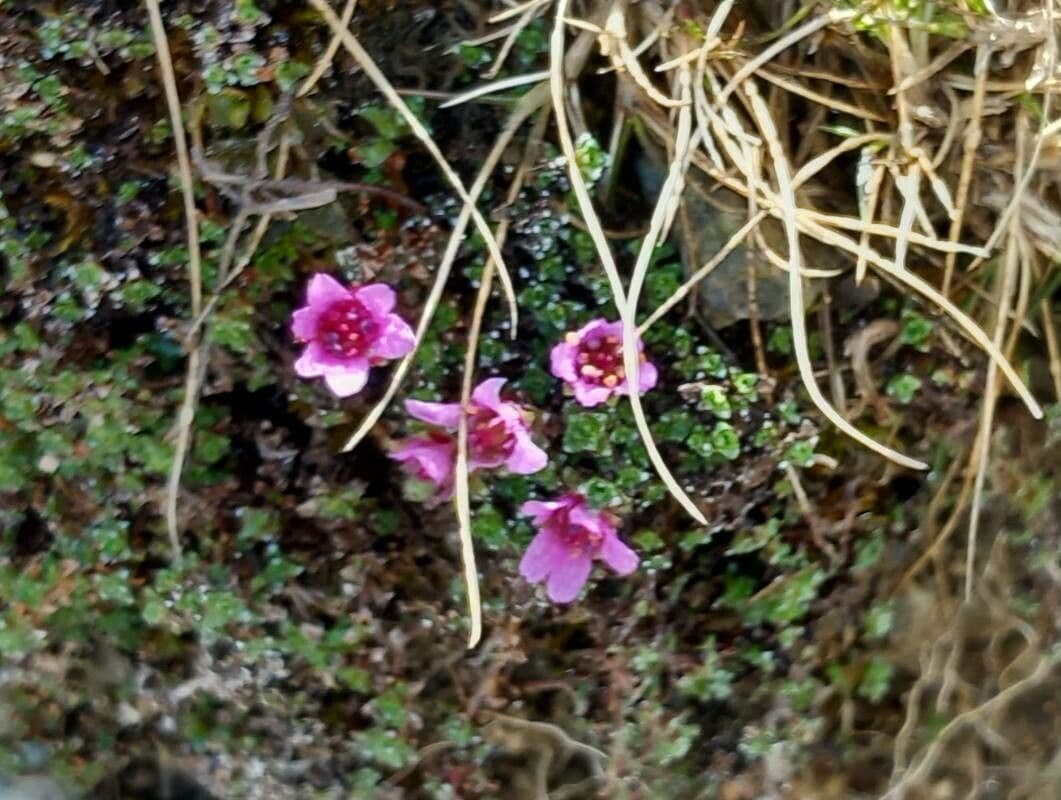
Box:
[404, 378, 547, 475]
[549, 319, 658, 407]
[519, 493, 639, 603]
[389, 431, 457, 507]
[291, 274, 416, 397]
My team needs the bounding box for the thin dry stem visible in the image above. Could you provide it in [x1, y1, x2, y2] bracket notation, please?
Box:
[602, 2, 687, 109]
[894, 40, 971, 93]
[857, 158, 885, 286]
[454, 107, 549, 649]
[307, 0, 519, 333]
[147, 0, 203, 561]
[1043, 299, 1061, 402]
[440, 70, 550, 108]
[745, 81, 928, 471]
[756, 67, 888, 122]
[942, 45, 990, 295]
[965, 117, 1027, 602]
[552, 1, 704, 523]
[484, 1, 547, 78]
[622, 66, 708, 525]
[340, 82, 549, 457]
[488, 0, 548, 25]
[713, 9, 857, 107]
[885, 653, 1058, 798]
[297, 0, 357, 97]
[638, 213, 761, 333]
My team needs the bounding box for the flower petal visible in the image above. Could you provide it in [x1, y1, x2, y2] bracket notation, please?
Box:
[519, 529, 566, 583]
[294, 341, 328, 377]
[371, 315, 417, 359]
[405, 399, 463, 429]
[576, 318, 616, 340]
[306, 273, 350, 306]
[635, 358, 658, 393]
[600, 533, 639, 576]
[390, 436, 456, 485]
[471, 377, 507, 411]
[290, 307, 320, 341]
[545, 554, 593, 603]
[505, 433, 548, 475]
[572, 382, 613, 408]
[355, 283, 396, 314]
[322, 361, 370, 397]
[549, 341, 578, 382]
[520, 499, 564, 523]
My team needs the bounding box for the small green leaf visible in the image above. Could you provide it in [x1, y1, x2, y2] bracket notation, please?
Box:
[582, 476, 622, 509]
[886, 373, 921, 404]
[633, 530, 664, 552]
[858, 657, 894, 703]
[698, 385, 731, 419]
[563, 410, 610, 454]
[900, 309, 933, 350]
[862, 601, 895, 640]
[710, 422, 741, 461]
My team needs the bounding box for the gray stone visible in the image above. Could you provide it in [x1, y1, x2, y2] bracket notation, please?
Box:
[634, 132, 825, 330]
[0, 776, 70, 800]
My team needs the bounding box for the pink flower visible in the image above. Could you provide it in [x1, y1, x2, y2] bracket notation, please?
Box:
[518, 493, 639, 603]
[389, 431, 456, 508]
[291, 274, 416, 397]
[404, 378, 547, 475]
[549, 319, 658, 407]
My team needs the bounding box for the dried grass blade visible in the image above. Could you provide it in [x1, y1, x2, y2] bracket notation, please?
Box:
[146, 0, 204, 560]
[746, 83, 927, 471]
[306, 0, 519, 332]
[551, 0, 703, 522]
[440, 70, 550, 108]
[340, 82, 549, 458]
[604, 3, 688, 108]
[942, 45, 990, 294]
[966, 118, 1027, 601]
[622, 67, 707, 524]
[713, 10, 857, 107]
[793, 217, 1042, 419]
[455, 109, 549, 649]
[297, 0, 357, 97]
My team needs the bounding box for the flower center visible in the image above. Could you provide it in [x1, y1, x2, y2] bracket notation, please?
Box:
[468, 408, 514, 465]
[573, 333, 626, 388]
[555, 515, 603, 558]
[318, 298, 378, 358]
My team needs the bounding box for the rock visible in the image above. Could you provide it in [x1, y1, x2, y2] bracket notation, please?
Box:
[634, 132, 826, 329]
[0, 776, 70, 800]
